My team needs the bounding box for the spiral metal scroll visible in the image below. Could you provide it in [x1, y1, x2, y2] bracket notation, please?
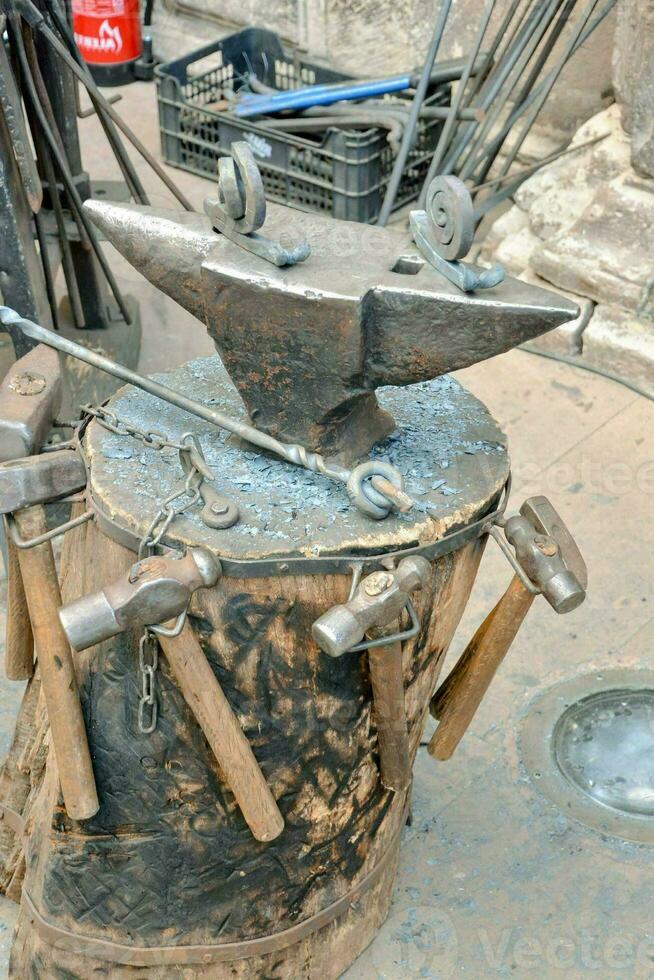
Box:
[424, 175, 475, 261]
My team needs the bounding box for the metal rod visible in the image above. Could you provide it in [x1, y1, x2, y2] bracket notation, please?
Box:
[491, 0, 600, 185]
[471, 131, 608, 215]
[441, 0, 551, 175]
[0, 31, 42, 212]
[10, 15, 132, 324]
[458, 0, 564, 181]
[471, 0, 575, 186]
[45, 0, 149, 206]
[461, 0, 615, 182]
[465, 0, 525, 105]
[20, 1, 194, 212]
[418, 0, 497, 207]
[377, 0, 453, 226]
[33, 211, 60, 331]
[1, 309, 415, 516]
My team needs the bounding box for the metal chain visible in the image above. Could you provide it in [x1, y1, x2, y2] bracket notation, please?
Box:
[81, 403, 188, 453]
[137, 630, 159, 734]
[81, 404, 210, 734]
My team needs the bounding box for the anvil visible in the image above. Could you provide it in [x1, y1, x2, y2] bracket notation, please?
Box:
[84, 200, 577, 462]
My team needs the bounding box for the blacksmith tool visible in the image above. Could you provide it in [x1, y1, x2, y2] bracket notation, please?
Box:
[313, 557, 432, 791]
[428, 496, 586, 760]
[0, 345, 98, 818]
[59, 548, 221, 651]
[11, 504, 99, 819]
[59, 554, 285, 842]
[77, 166, 578, 464]
[410, 175, 505, 292]
[154, 623, 284, 842]
[0, 344, 62, 682]
[1, 308, 413, 521]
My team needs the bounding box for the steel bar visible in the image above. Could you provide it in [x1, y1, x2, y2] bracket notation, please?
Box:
[45, 0, 149, 206]
[471, 0, 575, 186]
[16, 25, 86, 327]
[0, 30, 42, 212]
[441, 0, 550, 175]
[465, 0, 525, 105]
[418, 0, 497, 207]
[472, 132, 608, 217]
[10, 15, 132, 324]
[461, 0, 616, 182]
[18, 0, 193, 212]
[457, 0, 564, 181]
[377, 0, 453, 226]
[492, 0, 600, 186]
[1, 309, 416, 516]
[33, 211, 60, 331]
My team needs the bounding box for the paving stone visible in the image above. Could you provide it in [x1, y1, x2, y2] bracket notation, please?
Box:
[532, 173, 654, 310]
[582, 304, 654, 396]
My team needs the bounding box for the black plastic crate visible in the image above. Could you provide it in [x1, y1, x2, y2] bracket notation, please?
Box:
[156, 28, 446, 222]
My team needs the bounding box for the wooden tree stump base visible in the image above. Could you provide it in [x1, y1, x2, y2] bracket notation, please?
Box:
[3, 358, 509, 978]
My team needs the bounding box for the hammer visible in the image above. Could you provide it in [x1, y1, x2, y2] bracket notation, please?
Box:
[58, 551, 285, 842]
[0, 344, 62, 680]
[312, 557, 431, 791]
[0, 346, 99, 819]
[428, 497, 586, 760]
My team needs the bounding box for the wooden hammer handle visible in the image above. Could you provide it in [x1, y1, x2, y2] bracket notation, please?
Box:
[4, 523, 34, 681]
[14, 506, 99, 820]
[369, 640, 410, 792]
[428, 574, 535, 760]
[158, 622, 284, 843]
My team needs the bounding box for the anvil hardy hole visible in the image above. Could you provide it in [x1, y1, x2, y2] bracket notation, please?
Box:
[391, 256, 423, 276]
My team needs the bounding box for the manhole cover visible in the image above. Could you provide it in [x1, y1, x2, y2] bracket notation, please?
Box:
[519, 670, 654, 843]
[553, 689, 654, 817]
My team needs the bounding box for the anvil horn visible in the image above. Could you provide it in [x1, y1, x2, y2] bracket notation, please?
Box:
[85, 198, 578, 462]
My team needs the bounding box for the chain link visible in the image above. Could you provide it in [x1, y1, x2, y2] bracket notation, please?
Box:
[82, 404, 212, 734]
[137, 630, 159, 734]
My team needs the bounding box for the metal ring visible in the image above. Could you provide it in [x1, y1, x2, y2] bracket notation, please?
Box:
[425, 175, 475, 261]
[346, 461, 406, 520]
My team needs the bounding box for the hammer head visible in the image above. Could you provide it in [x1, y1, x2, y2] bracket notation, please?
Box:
[0, 344, 61, 461]
[505, 496, 586, 614]
[0, 449, 87, 515]
[312, 556, 432, 657]
[84, 198, 578, 462]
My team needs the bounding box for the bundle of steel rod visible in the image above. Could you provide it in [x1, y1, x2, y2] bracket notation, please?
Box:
[378, 0, 616, 225]
[0, 0, 191, 336]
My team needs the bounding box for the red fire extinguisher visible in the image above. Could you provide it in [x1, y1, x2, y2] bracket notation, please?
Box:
[72, 0, 143, 86]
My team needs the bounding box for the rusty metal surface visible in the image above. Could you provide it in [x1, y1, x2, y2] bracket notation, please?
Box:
[84, 198, 578, 460]
[84, 355, 509, 564]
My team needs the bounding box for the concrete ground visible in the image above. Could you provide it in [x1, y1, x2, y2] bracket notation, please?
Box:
[0, 81, 652, 978]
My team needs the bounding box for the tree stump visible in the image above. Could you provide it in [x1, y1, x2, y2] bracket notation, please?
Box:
[4, 357, 509, 978]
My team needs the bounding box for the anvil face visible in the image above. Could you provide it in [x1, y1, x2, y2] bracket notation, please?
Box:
[85, 200, 578, 461]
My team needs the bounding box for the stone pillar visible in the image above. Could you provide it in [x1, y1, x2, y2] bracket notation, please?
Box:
[613, 0, 654, 177]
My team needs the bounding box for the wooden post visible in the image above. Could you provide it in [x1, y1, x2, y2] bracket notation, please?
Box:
[158, 621, 284, 842]
[14, 506, 99, 820]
